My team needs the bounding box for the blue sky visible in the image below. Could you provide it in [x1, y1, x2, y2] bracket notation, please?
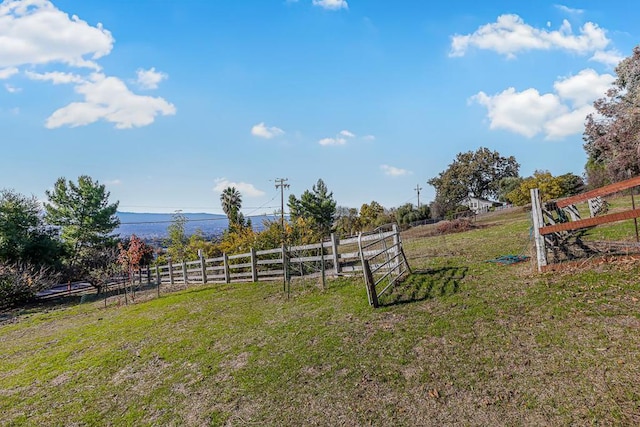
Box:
[0, 0, 637, 215]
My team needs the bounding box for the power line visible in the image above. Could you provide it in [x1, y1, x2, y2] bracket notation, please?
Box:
[414, 184, 423, 208]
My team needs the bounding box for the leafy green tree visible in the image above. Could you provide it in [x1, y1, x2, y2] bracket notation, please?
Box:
[44, 176, 119, 267]
[496, 176, 524, 203]
[165, 211, 187, 261]
[584, 45, 640, 183]
[395, 203, 430, 225]
[506, 170, 565, 205]
[428, 147, 520, 214]
[334, 206, 361, 236]
[359, 201, 385, 230]
[185, 230, 221, 260]
[557, 173, 585, 197]
[288, 179, 337, 238]
[0, 189, 63, 267]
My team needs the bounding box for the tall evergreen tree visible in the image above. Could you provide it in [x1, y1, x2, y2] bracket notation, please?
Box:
[288, 179, 337, 237]
[44, 176, 119, 266]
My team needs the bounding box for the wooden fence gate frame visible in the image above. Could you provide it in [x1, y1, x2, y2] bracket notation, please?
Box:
[531, 175, 640, 272]
[358, 224, 412, 307]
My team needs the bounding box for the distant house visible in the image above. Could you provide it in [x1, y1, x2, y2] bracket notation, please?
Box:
[462, 196, 501, 214]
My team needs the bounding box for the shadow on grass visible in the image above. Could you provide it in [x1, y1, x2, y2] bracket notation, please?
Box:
[377, 266, 467, 307]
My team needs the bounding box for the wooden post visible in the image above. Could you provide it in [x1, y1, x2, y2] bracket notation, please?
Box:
[331, 233, 341, 275]
[223, 253, 230, 284]
[282, 244, 289, 292]
[250, 248, 258, 282]
[199, 250, 207, 284]
[320, 240, 326, 289]
[155, 265, 161, 297]
[392, 224, 400, 270]
[363, 259, 379, 308]
[530, 188, 548, 272]
[182, 260, 188, 285]
[168, 257, 174, 285]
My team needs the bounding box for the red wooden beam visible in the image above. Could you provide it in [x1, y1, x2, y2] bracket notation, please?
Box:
[556, 175, 640, 208]
[540, 208, 640, 235]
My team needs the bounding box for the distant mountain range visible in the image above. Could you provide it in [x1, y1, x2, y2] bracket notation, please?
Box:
[114, 212, 276, 239]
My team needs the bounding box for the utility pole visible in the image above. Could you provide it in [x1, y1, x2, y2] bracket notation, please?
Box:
[274, 178, 290, 294]
[274, 178, 290, 234]
[414, 184, 422, 208]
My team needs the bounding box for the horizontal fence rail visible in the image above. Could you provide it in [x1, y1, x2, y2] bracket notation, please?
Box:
[531, 175, 640, 271]
[152, 225, 408, 296]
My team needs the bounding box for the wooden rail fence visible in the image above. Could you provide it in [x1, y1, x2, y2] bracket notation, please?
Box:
[153, 225, 409, 299]
[531, 175, 640, 271]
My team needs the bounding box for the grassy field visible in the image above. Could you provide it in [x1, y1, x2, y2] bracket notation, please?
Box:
[1, 205, 640, 426]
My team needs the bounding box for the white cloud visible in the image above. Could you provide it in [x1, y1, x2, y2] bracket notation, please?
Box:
[0, 1, 175, 130]
[319, 129, 360, 146]
[104, 179, 122, 186]
[312, 0, 348, 10]
[5, 83, 20, 93]
[45, 73, 176, 129]
[362, 134, 376, 141]
[590, 49, 624, 67]
[470, 69, 614, 139]
[554, 4, 584, 15]
[471, 88, 568, 138]
[25, 70, 84, 84]
[251, 122, 285, 139]
[544, 104, 594, 139]
[318, 137, 347, 146]
[380, 164, 411, 177]
[553, 68, 615, 107]
[0, 0, 113, 70]
[0, 67, 18, 79]
[213, 178, 265, 197]
[136, 67, 167, 90]
[450, 14, 611, 61]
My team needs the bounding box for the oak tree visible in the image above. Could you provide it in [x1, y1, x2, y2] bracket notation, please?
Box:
[584, 45, 640, 184]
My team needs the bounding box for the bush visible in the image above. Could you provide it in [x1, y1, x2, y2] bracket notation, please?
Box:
[0, 263, 60, 308]
[435, 218, 473, 235]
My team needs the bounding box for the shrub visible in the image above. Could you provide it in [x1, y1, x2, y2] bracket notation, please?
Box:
[435, 218, 473, 235]
[0, 263, 60, 308]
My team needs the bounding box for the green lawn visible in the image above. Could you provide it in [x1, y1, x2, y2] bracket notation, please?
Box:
[1, 205, 639, 426]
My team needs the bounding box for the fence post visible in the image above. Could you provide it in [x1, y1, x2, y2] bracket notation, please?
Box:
[320, 239, 326, 289]
[392, 224, 400, 270]
[199, 250, 207, 284]
[182, 260, 188, 284]
[530, 188, 548, 272]
[281, 244, 289, 292]
[250, 248, 258, 282]
[168, 257, 174, 285]
[155, 264, 161, 297]
[362, 259, 379, 308]
[223, 253, 230, 284]
[331, 233, 341, 275]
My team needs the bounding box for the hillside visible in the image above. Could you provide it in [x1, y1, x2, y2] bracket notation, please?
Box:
[1, 207, 639, 425]
[114, 212, 276, 239]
